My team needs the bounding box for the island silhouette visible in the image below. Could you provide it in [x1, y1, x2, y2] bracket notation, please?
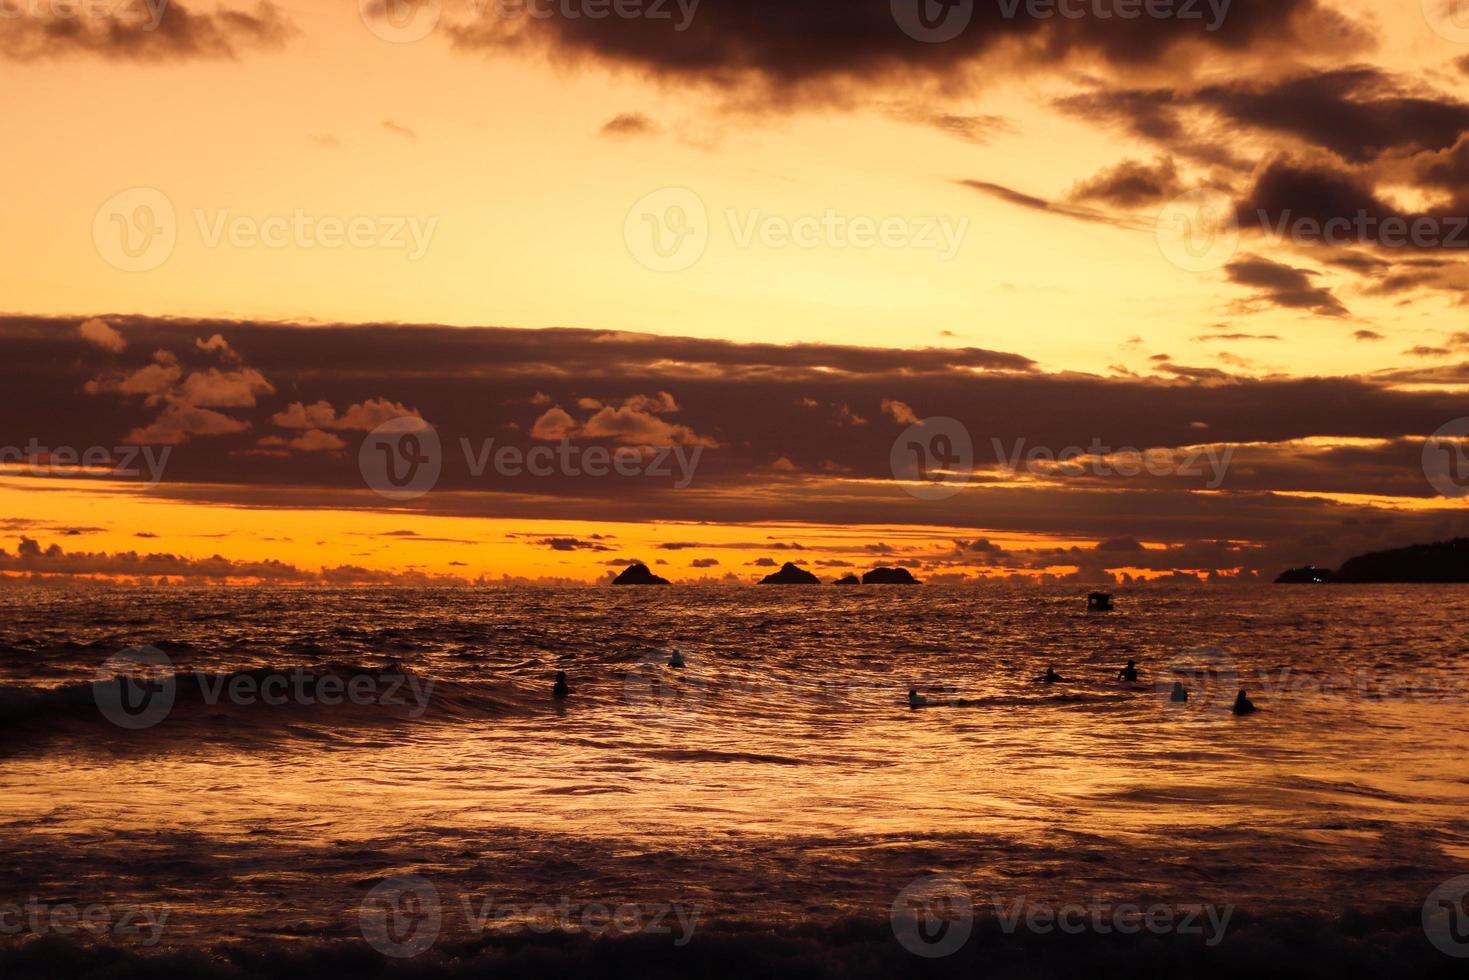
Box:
[611, 563, 671, 585]
[759, 562, 821, 584]
[861, 567, 920, 584]
[1276, 537, 1469, 583]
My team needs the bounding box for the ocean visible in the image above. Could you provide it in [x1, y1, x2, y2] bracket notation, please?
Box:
[2, 584, 1468, 977]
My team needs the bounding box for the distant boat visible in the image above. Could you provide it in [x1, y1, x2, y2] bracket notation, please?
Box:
[1087, 592, 1114, 612]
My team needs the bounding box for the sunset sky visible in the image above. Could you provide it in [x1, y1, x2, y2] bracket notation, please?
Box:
[5, 0, 1469, 583]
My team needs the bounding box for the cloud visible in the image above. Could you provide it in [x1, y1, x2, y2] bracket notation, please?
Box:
[85, 350, 182, 402]
[536, 537, 613, 552]
[179, 368, 274, 408]
[78, 318, 125, 353]
[958, 179, 1136, 229]
[531, 392, 720, 447]
[23, 313, 1469, 575]
[272, 398, 419, 431]
[0, 536, 461, 585]
[285, 429, 348, 453]
[444, 0, 1361, 102]
[86, 337, 272, 444]
[126, 403, 252, 445]
[580, 403, 719, 447]
[382, 119, 418, 140]
[599, 112, 660, 138]
[690, 557, 719, 568]
[1194, 68, 1469, 165]
[882, 104, 1011, 144]
[0, 1, 296, 62]
[881, 399, 918, 424]
[1069, 157, 1181, 208]
[1224, 255, 1347, 317]
[530, 406, 579, 440]
[195, 333, 240, 362]
[1194, 332, 1282, 342]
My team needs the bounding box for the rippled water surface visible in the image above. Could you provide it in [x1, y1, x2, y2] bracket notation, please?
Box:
[2, 584, 1467, 945]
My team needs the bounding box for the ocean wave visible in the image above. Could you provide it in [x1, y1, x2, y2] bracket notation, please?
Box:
[0, 664, 523, 751]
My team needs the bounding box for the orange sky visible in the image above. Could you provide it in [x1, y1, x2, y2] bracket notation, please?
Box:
[4, 0, 1469, 583]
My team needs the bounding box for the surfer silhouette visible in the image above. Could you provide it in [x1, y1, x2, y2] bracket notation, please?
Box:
[553, 670, 569, 700]
[1170, 681, 1188, 703]
[1117, 660, 1139, 682]
[1037, 665, 1066, 684]
[1232, 689, 1256, 715]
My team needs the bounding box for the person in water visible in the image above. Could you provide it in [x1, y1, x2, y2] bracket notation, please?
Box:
[1232, 689, 1256, 715]
[908, 687, 931, 708]
[1117, 660, 1139, 682]
[553, 670, 569, 700]
[1170, 681, 1188, 703]
[1037, 665, 1066, 684]
[668, 649, 685, 669]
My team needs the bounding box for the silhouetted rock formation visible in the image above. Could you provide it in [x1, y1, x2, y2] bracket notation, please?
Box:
[1275, 538, 1469, 583]
[611, 563, 670, 585]
[759, 562, 820, 585]
[861, 567, 919, 585]
[1337, 538, 1469, 582]
[832, 574, 861, 585]
[1275, 565, 1335, 584]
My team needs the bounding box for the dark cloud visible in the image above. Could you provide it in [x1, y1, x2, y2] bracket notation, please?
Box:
[444, 0, 1359, 101]
[536, 537, 613, 551]
[10, 314, 1469, 574]
[957, 179, 1140, 229]
[882, 104, 1011, 144]
[1058, 67, 1469, 170]
[0, 537, 460, 585]
[0, 1, 295, 62]
[1069, 157, 1181, 208]
[1223, 255, 1348, 316]
[1195, 68, 1469, 164]
[599, 112, 660, 138]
